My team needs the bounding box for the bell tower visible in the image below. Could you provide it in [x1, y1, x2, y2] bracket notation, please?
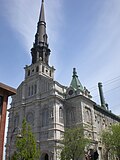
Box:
[25, 0, 54, 80]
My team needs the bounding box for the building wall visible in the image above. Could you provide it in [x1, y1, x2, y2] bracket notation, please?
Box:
[6, 66, 120, 160]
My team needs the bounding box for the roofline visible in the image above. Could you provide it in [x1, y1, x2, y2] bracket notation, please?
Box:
[94, 104, 120, 122]
[66, 94, 120, 122]
[0, 82, 16, 96]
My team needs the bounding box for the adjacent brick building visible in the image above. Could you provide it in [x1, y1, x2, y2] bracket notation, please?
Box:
[0, 83, 16, 160]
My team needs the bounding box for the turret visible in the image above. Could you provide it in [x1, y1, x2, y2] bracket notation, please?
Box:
[70, 68, 84, 92]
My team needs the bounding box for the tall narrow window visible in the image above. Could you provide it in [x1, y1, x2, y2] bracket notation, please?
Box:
[85, 108, 92, 124]
[59, 107, 63, 123]
[42, 109, 49, 127]
[34, 84, 37, 94]
[31, 85, 34, 95]
[59, 107, 63, 118]
[28, 86, 30, 96]
[28, 70, 30, 76]
[70, 110, 75, 122]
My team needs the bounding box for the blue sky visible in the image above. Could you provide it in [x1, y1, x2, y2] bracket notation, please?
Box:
[0, 0, 120, 115]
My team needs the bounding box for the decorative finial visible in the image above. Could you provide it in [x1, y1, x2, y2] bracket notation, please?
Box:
[73, 68, 77, 77]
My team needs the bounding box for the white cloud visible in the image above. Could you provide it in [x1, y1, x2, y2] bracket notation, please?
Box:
[3, 0, 64, 55]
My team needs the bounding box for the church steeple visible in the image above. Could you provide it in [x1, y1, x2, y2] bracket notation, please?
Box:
[31, 0, 50, 65]
[39, 0, 45, 23]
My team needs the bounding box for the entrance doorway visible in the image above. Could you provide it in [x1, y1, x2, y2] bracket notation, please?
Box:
[41, 153, 49, 160]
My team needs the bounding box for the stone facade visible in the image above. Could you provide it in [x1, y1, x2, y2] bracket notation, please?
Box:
[6, 1, 120, 160]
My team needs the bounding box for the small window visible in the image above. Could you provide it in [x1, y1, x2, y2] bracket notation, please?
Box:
[28, 70, 30, 76]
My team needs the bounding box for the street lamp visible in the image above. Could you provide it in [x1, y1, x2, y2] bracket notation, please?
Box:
[8, 127, 22, 160]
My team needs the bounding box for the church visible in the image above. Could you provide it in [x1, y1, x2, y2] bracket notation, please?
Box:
[6, 0, 120, 160]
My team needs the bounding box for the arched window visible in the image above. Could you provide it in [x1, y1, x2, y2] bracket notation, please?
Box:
[59, 107, 63, 118]
[26, 112, 34, 125]
[85, 108, 92, 124]
[59, 107, 64, 123]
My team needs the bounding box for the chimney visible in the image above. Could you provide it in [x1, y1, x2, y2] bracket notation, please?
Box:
[98, 82, 106, 109]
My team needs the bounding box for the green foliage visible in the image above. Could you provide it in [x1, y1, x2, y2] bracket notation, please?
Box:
[11, 119, 40, 160]
[110, 123, 120, 158]
[60, 126, 90, 160]
[101, 123, 120, 159]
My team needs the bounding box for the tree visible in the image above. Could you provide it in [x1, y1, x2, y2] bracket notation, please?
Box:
[110, 123, 120, 159]
[101, 123, 120, 160]
[101, 130, 111, 160]
[11, 119, 40, 160]
[60, 126, 90, 160]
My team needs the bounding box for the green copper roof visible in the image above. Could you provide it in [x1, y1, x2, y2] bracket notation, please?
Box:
[70, 68, 84, 91]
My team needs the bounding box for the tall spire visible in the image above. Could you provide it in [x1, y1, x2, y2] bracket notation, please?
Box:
[39, 0, 45, 22]
[37, 0, 46, 43]
[31, 0, 51, 65]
